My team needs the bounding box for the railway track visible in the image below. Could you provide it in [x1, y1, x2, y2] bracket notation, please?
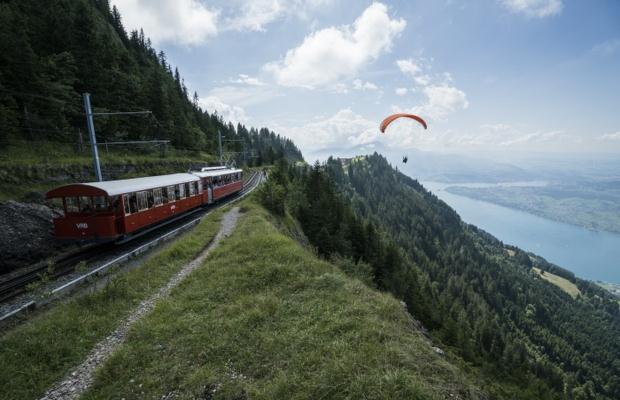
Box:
[0, 171, 262, 315]
[0, 244, 114, 303]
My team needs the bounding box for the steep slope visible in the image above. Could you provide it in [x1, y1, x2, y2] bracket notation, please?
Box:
[81, 200, 484, 399]
[323, 154, 620, 399]
[0, 0, 302, 164]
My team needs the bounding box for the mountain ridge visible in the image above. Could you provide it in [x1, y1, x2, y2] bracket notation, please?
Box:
[264, 153, 620, 399]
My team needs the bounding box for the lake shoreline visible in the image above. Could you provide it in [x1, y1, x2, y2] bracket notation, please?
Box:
[422, 181, 620, 285]
[444, 185, 620, 235]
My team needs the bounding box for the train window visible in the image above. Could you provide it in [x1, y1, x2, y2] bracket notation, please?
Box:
[176, 184, 183, 200]
[66, 197, 79, 213]
[129, 194, 138, 214]
[196, 181, 202, 193]
[93, 196, 107, 211]
[147, 191, 154, 208]
[167, 185, 175, 203]
[153, 188, 163, 206]
[109, 196, 121, 213]
[48, 197, 63, 212]
[188, 182, 195, 196]
[185, 182, 191, 197]
[137, 191, 148, 211]
[123, 194, 130, 215]
[79, 196, 93, 213]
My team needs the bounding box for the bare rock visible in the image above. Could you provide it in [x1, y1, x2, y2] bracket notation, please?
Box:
[0, 201, 64, 274]
[432, 346, 445, 356]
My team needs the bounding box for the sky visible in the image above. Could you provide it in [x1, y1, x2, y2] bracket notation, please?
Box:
[111, 0, 620, 162]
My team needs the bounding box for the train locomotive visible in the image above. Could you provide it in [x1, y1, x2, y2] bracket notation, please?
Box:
[45, 166, 243, 243]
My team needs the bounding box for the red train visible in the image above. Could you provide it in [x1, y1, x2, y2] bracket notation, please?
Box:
[45, 167, 243, 242]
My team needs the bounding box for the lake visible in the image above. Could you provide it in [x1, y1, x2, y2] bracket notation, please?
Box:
[422, 181, 620, 284]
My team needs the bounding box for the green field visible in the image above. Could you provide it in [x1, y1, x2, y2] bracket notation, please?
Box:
[532, 267, 581, 299]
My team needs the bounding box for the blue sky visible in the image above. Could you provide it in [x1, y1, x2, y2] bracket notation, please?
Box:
[112, 0, 620, 161]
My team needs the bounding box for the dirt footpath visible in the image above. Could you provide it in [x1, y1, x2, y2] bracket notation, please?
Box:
[40, 207, 242, 400]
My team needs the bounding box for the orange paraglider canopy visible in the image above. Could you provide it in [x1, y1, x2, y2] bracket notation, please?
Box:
[379, 113, 428, 133]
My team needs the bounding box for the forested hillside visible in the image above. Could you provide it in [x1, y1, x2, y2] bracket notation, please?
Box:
[0, 0, 302, 164]
[261, 155, 620, 400]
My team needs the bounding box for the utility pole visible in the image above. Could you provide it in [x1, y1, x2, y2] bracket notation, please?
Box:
[219, 135, 246, 167]
[218, 130, 223, 165]
[243, 141, 247, 166]
[82, 93, 151, 182]
[83, 93, 102, 182]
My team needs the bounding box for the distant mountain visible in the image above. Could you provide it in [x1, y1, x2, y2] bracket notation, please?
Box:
[400, 150, 620, 184]
[397, 148, 533, 183]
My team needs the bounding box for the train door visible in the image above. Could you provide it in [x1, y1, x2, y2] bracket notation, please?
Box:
[207, 185, 213, 204]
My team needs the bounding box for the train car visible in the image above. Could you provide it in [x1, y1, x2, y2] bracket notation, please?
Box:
[192, 167, 243, 204]
[45, 167, 243, 243]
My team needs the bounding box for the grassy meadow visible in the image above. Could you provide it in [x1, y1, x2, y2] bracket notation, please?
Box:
[0, 207, 226, 400]
[533, 267, 581, 299]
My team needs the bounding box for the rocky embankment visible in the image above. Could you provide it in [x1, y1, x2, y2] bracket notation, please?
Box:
[0, 201, 64, 274]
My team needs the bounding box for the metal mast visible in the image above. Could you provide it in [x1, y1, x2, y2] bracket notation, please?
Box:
[83, 93, 102, 182]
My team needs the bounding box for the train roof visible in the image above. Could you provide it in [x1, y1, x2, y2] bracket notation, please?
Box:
[191, 168, 243, 178]
[46, 173, 200, 198]
[200, 166, 228, 171]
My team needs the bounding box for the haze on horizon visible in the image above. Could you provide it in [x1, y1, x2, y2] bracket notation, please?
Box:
[111, 0, 620, 163]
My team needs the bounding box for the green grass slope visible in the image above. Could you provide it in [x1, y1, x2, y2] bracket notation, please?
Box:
[84, 200, 484, 400]
[0, 141, 217, 201]
[0, 208, 225, 400]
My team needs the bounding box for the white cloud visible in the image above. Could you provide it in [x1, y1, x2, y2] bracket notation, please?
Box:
[412, 85, 469, 120]
[208, 85, 282, 107]
[414, 74, 432, 86]
[276, 108, 438, 152]
[500, 0, 563, 18]
[396, 59, 421, 77]
[198, 96, 248, 125]
[498, 129, 567, 146]
[264, 2, 406, 88]
[227, 0, 334, 32]
[111, 0, 218, 45]
[230, 74, 265, 86]
[353, 79, 379, 91]
[395, 58, 468, 120]
[228, 0, 284, 31]
[395, 87, 408, 96]
[445, 124, 578, 150]
[275, 109, 377, 150]
[600, 131, 620, 141]
[332, 83, 350, 94]
[592, 39, 620, 57]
